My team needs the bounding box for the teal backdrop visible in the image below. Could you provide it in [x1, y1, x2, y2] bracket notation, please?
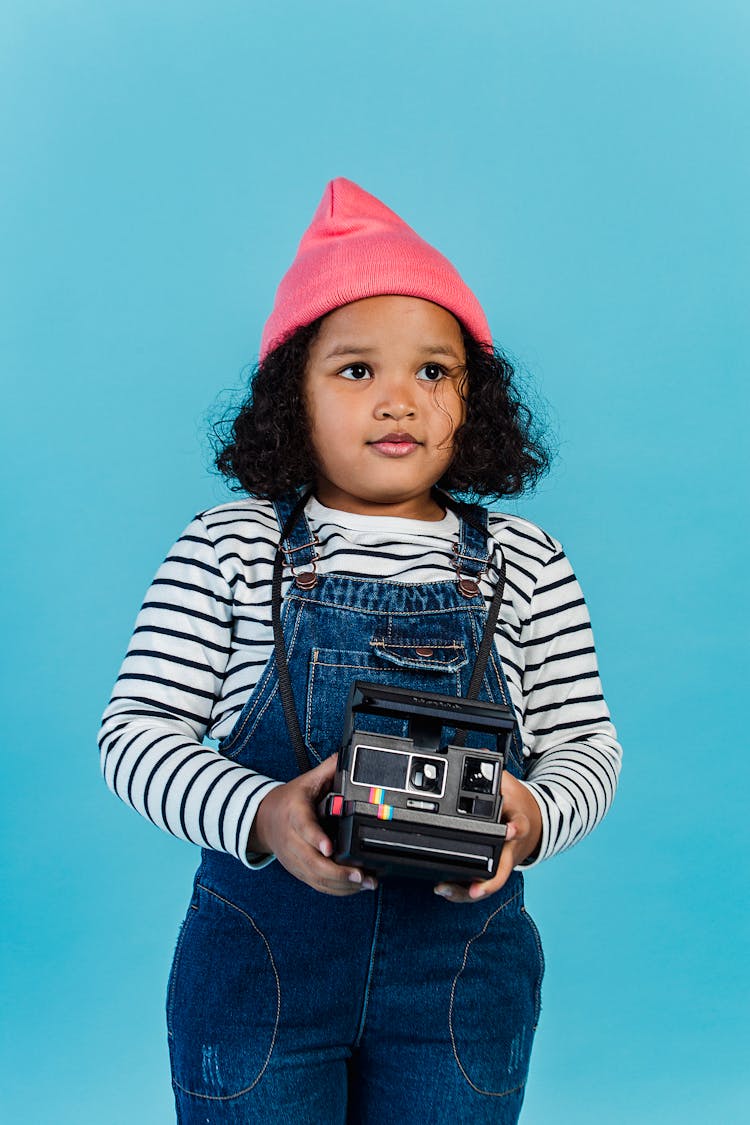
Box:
[2, 2, 748, 1121]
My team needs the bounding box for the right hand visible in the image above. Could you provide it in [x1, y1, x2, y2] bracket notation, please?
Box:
[249, 754, 378, 897]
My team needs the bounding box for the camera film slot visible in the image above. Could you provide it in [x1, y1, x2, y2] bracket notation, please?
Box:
[359, 824, 495, 874]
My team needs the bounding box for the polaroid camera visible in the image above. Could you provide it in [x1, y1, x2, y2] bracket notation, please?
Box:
[320, 680, 515, 883]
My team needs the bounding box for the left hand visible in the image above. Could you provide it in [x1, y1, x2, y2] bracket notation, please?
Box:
[434, 771, 542, 904]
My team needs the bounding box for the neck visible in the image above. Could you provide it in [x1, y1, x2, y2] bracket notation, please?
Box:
[312, 484, 446, 521]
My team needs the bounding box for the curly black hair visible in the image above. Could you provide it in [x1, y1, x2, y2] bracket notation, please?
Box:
[212, 317, 553, 503]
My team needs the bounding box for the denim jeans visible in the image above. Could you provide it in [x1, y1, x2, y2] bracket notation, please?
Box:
[167, 495, 544, 1123]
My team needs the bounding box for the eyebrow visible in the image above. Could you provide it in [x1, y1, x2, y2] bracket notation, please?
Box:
[323, 344, 463, 361]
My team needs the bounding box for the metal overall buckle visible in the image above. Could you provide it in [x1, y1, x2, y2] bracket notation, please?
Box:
[452, 540, 483, 598]
[286, 534, 321, 589]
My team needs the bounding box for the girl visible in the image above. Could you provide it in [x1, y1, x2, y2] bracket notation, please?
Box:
[99, 178, 621, 1124]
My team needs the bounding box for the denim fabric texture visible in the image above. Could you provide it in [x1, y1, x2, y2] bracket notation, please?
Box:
[167, 496, 544, 1124]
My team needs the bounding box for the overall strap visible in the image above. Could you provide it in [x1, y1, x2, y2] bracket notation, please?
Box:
[454, 501, 491, 578]
[271, 488, 317, 774]
[272, 491, 320, 589]
[436, 492, 507, 747]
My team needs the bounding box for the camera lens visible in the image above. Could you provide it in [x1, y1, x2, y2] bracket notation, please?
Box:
[409, 757, 443, 794]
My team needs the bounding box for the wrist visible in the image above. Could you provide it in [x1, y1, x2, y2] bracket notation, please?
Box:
[247, 786, 281, 856]
[514, 779, 546, 867]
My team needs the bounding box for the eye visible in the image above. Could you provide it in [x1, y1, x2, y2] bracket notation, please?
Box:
[416, 363, 449, 382]
[338, 363, 372, 381]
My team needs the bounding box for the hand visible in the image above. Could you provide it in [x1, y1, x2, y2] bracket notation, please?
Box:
[249, 754, 378, 897]
[434, 770, 542, 904]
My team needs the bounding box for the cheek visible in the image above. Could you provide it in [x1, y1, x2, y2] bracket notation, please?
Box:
[305, 393, 357, 472]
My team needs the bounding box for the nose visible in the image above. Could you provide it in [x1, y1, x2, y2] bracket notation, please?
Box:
[373, 370, 417, 422]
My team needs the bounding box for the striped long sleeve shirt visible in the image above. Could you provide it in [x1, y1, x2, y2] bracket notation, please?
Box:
[99, 495, 622, 868]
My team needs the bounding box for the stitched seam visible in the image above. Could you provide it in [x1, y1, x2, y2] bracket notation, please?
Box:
[315, 658, 465, 674]
[520, 905, 545, 1029]
[490, 652, 526, 774]
[166, 904, 199, 1036]
[467, 609, 496, 705]
[291, 575, 461, 589]
[455, 550, 487, 565]
[305, 652, 323, 763]
[220, 656, 277, 756]
[171, 884, 282, 1102]
[448, 886, 527, 1098]
[219, 625, 287, 754]
[288, 597, 471, 616]
[368, 643, 463, 652]
[488, 647, 525, 770]
[354, 886, 384, 1048]
[221, 606, 304, 755]
[371, 640, 465, 650]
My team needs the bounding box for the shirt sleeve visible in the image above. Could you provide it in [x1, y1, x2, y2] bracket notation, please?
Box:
[97, 514, 282, 868]
[515, 548, 622, 866]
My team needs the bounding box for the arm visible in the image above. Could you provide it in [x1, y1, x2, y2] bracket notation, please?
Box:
[98, 514, 283, 868]
[99, 512, 377, 894]
[517, 547, 622, 865]
[436, 546, 621, 902]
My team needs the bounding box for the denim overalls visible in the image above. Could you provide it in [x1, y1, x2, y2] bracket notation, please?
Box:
[167, 495, 544, 1125]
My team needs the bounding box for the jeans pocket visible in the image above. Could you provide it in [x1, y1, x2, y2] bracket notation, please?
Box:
[305, 646, 463, 762]
[167, 883, 281, 1101]
[448, 885, 539, 1097]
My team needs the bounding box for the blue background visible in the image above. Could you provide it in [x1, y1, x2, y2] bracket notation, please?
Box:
[2, 2, 748, 1121]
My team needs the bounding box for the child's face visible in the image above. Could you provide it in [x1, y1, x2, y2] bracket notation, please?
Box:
[303, 295, 467, 519]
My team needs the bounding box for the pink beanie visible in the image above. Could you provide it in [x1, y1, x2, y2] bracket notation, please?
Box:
[259, 177, 492, 359]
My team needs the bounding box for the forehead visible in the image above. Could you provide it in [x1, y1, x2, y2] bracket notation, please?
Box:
[311, 295, 465, 353]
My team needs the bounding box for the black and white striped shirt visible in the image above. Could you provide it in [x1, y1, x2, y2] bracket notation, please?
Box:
[99, 495, 621, 868]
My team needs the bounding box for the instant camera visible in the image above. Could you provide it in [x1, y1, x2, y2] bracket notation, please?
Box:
[320, 680, 516, 883]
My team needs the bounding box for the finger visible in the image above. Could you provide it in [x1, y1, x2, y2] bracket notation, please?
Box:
[286, 842, 359, 895]
[306, 753, 339, 787]
[289, 834, 378, 896]
[435, 825, 524, 903]
[435, 869, 505, 903]
[433, 882, 473, 903]
[288, 794, 335, 855]
[471, 839, 520, 898]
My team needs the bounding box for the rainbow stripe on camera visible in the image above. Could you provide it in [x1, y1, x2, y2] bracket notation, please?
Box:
[368, 787, 393, 820]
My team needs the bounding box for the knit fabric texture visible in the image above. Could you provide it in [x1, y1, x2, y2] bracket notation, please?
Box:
[259, 177, 492, 359]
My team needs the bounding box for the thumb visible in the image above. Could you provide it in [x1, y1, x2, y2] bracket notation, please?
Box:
[303, 752, 339, 795]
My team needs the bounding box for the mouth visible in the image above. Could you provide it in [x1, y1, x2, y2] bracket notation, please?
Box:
[368, 432, 421, 458]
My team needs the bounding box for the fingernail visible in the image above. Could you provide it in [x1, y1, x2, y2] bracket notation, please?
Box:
[361, 877, 376, 891]
[469, 884, 485, 899]
[434, 886, 453, 898]
[348, 870, 362, 884]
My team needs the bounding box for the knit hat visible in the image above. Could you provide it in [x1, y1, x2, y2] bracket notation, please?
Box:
[259, 177, 492, 359]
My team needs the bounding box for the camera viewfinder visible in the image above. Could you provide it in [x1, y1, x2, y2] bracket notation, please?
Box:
[461, 757, 498, 795]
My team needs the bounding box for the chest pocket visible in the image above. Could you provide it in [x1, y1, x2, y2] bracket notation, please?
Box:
[305, 640, 468, 763]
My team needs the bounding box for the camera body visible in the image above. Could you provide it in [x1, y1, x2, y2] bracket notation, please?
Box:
[320, 680, 516, 883]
